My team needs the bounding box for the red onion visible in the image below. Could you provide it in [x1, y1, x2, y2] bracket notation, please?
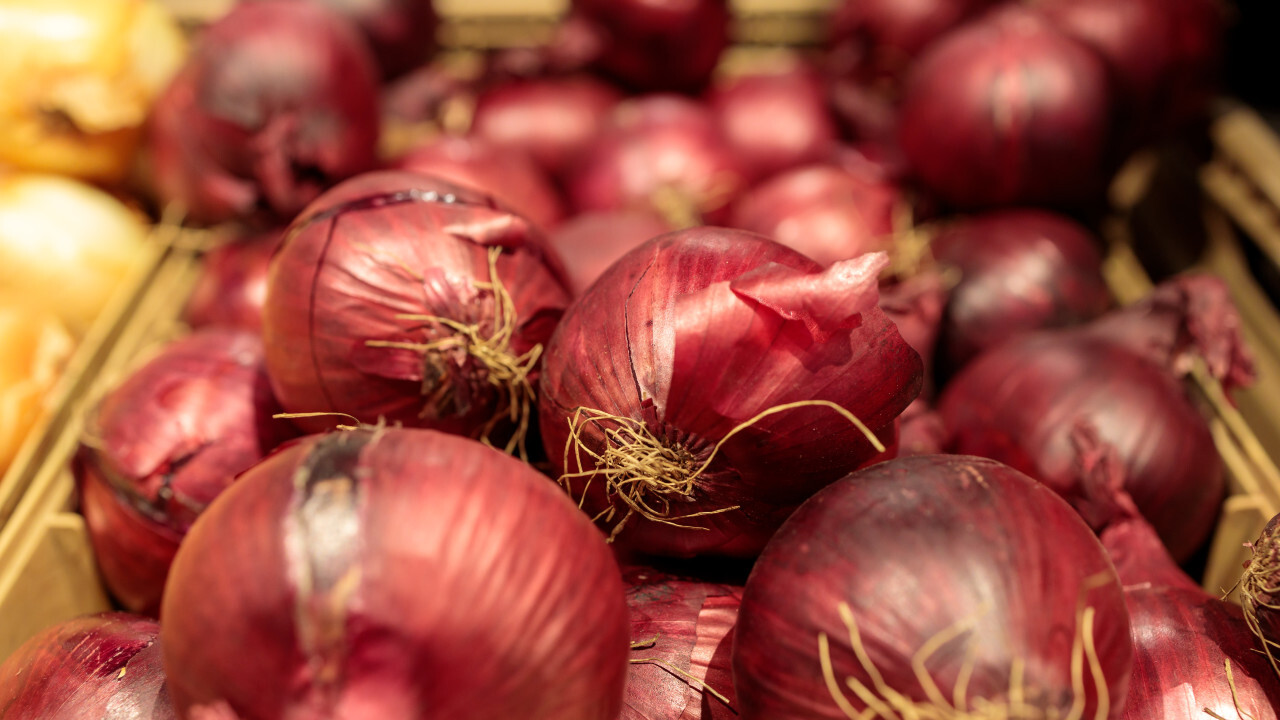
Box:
[825, 0, 1000, 84]
[938, 275, 1256, 561]
[254, 0, 439, 79]
[896, 401, 949, 456]
[931, 208, 1113, 374]
[379, 61, 474, 158]
[566, 95, 748, 227]
[569, 0, 729, 93]
[1161, 0, 1226, 130]
[623, 567, 740, 719]
[0, 613, 173, 719]
[470, 75, 623, 180]
[727, 164, 900, 268]
[706, 64, 838, 183]
[149, 0, 380, 225]
[732, 454, 1133, 720]
[392, 135, 567, 231]
[262, 170, 570, 455]
[880, 270, 948, 397]
[75, 329, 292, 615]
[1241, 513, 1280, 677]
[1123, 587, 1280, 719]
[897, 6, 1114, 209]
[538, 228, 922, 557]
[183, 230, 283, 333]
[548, 209, 672, 297]
[159, 427, 630, 720]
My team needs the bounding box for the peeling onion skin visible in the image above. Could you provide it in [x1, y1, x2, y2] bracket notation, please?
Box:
[75, 329, 293, 616]
[148, 0, 380, 226]
[182, 229, 284, 333]
[1122, 587, 1280, 720]
[897, 6, 1113, 210]
[622, 568, 741, 720]
[538, 228, 922, 557]
[160, 428, 630, 720]
[0, 613, 174, 719]
[470, 75, 624, 180]
[262, 170, 570, 438]
[727, 164, 900, 268]
[939, 332, 1223, 562]
[391, 134, 567, 231]
[931, 208, 1113, 376]
[732, 455, 1133, 720]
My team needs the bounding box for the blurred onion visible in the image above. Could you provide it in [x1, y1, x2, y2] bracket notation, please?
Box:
[0, 308, 73, 475]
[183, 229, 283, 333]
[825, 0, 999, 84]
[548, 208, 672, 296]
[570, 0, 729, 93]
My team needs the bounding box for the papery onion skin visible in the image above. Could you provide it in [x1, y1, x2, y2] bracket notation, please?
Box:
[1241, 513, 1280, 674]
[183, 230, 284, 333]
[727, 164, 899, 268]
[538, 228, 922, 557]
[938, 330, 1223, 562]
[0, 0, 186, 184]
[623, 567, 740, 720]
[549, 209, 672, 297]
[825, 0, 999, 85]
[160, 428, 630, 720]
[75, 329, 293, 615]
[0, 613, 174, 719]
[391, 135, 567, 231]
[732, 454, 1132, 720]
[931, 208, 1112, 374]
[706, 64, 838, 183]
[262, 170, 570, 440]
[897, 6, 1114, 209]
[470, 75, 623, 180]
[148, 0, 380, 225]
[570, 0, 729, 93]
[1123, 587, 1280, 719]
[566, 95, 748, 227]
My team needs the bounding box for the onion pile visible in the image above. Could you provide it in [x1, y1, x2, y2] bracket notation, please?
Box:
[622, 568, 740, 719]
[182, 229, 283, 333]
[392, 135, 567, 231]
[262, 170, 570, 455]
[732, 454, 1134, 720]
[75, 329, 292, 615]
[148, 0, 380, 225]
[939, 275, 1254, 561]
[567, 95, 748, 227]
[931, 208, 1113, 375]
[897, 5, 1114, 209]
[0, 613, 172, 719]
[538, 228, 922, 556]
[160, 427, 630, 720]
[1124, 587, 1280, 719]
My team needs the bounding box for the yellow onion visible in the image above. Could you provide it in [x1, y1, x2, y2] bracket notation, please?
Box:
[0, 0, 186, 184]
[0, 173, 151, 336]
[0, 307, 72, 474]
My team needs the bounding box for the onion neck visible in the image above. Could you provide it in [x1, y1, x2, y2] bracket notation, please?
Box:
[1241, 516, 1280, 677]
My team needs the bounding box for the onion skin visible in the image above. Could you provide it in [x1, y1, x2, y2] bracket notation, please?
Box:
[0, 613, 174, 719]
[75, 329, 293, 615]
[160, 428, 630, 720]
[1241, 513, 1280, 675]
[262, 170, 570, 441]
[1123, 587, 1280, 719]
[567, 95, 748, 227]
[706, 65, 838, 183]
[183, 230, 283, 333]
[897, 6, 1114, 209]
[391, 135, 567, 231]
[931, 208, 1112, 374]
[623, 568, 740, 720]
[732, 455, 1133, 720]
[470, 75, 623, 180]
[538, 228, 922, 557]
[149, 0, 380, 225]
[939, 331, 1223, 562]
[548, 209, 673, 297]
[727, 164, 900, 268]
[570, 0, 729, 93]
